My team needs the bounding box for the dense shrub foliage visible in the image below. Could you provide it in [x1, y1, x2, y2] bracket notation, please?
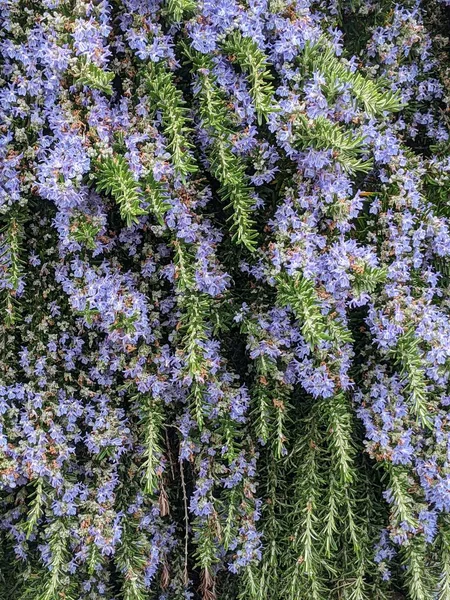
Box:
[1, 0, 450, 598]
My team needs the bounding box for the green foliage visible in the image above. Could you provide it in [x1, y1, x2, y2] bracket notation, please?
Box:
[95, 155, 146, 226]
[241, 316, 291, 456]
[173, 242, 211, 429]
[139, 395, 165, 495]
[218, 169, 259, 252]
[276, 273, 352, 351]
[116, 521, 149, 600]
[293, 115, 373, 174]
[193, 519, 220, 571]
[181, 295, 210, 430]
[184, 47, 233, 135]
[384, 466, 419, 532]
[392, 329, 432, 428]
[424, 159, 450, 218]
[22, 478, 44, 540]
[69, 212, 103, 249]
[146, 64, 197, 179]
[20, 521, 77, 600]
[300, 39, 403, 116]
[142, 172, 170, 226]
[184, 48, 259, 251]
[0, 212, 26, 326]
[351, 264, 387, 296]
[319, 395, 370, 597]
[321, 399, 369, 598]
[276, 273, 330, 348]
[75, 57, 114, 95]
[403, 540, 434, 600]
[164, 0, 195, 21]
[240, 458, 285, 600]
[278, 396, 382, 600]
[286, 408, 327, 600]
[383, 465, 433, 598]
[222, 32, 275, 124]
[438, 519, 450, 600]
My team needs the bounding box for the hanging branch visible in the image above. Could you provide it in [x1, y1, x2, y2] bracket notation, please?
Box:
[300, 39, 403, 117]
[95, 155, 147, 226]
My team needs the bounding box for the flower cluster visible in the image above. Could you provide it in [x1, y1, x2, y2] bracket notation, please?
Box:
[1, 0, 450, 599]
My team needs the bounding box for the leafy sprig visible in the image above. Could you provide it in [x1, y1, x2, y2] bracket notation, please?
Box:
[95, 155, 147, 226]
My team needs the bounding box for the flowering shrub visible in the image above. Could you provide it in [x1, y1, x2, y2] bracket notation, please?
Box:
[1, 0, 450, 598]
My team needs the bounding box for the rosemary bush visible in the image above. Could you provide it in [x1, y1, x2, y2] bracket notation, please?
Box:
[1, 0, 450, 599]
